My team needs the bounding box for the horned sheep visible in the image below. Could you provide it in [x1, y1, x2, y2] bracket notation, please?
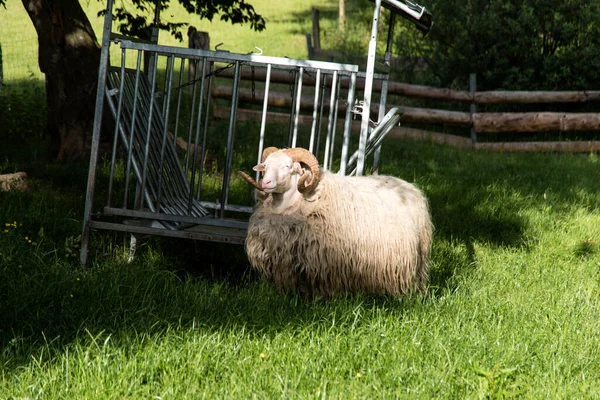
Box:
[239, 147, 433, 298]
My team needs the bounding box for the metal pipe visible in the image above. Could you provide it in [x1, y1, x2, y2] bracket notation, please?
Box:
[339, 72, 357, 175]
[185, 61, 200, 176]
[328, 76, 342, 169]
[308, 68, 321, 153]
[287, 70, 298, 148]
[323, 70, 338, 170]
[256, 63, 272, 182]
[358, 0, 383, 176]
[220, 60, 242, 217]
[314, 74, 327, 157]
[196, 61, 214, 201]
[173, 58, 185, 147]
[107, 49, 128, 207]
[80, 0, 116, 264]
[140, 55, 159, 211]
[156, 55, 175, 212]
[189, 57, 207, 214]
[291, 66, 304, 148]
[123, 52, 144, 209]
[373, 12, 396, 174]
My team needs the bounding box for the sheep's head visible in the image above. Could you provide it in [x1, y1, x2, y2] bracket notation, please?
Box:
[238, 147, 320, 195]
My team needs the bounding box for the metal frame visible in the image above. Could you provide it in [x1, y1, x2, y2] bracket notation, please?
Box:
[80, 0, 432, 264]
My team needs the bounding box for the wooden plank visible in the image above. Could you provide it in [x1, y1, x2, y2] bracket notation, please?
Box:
[213, 86, 473, 127]
[213, 69, 600, 104]
[473, 112, 600, 133]
[476, 141, 600, 152]
[386, 127, 474, 148]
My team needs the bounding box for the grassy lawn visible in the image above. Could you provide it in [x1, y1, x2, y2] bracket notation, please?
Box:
[2, 1, 600, 398]
[1, 124, 599, 397]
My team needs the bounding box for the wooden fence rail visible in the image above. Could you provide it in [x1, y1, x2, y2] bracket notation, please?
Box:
[212, 86, 600, 132]
[211, 66, 600, 152]
[214, 68, 600, 104]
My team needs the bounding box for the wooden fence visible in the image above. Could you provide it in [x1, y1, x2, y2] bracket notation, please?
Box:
[210, 68, 600, 152]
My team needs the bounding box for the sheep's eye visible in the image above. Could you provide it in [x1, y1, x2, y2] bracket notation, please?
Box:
[282, 165, 290, 170]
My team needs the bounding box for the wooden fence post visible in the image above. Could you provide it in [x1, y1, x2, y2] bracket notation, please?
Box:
[312, 8, 321, 51]
[469, 72, 477, 143]
[0, 44, 3, 88]
[306, 34, 314, 59]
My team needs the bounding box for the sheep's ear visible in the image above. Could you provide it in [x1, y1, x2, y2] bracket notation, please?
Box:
[252, 163, 265, 172]
[292, 162, 303, 174]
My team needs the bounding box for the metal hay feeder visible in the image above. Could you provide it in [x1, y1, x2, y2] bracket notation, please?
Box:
[80, 0, 433, 264]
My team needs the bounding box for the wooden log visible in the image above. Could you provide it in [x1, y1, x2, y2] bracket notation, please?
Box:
[473, 112, 600, 133]
[212, 86, 473, 127]
[401, 106, 472, 126]
[213, 105, 313, 125]
[476, 141, 600, 152]
[213, 105, 473, 149]
[474, 91, 600, 104]
[0, 172, 28, 192]
[214, 104, 600, 153]
[312, 8, 321, 51]
[386, 127, 474, 149]
[212, 85, 315, 109]
[213, 68, 600, 104]
[213, 86, 600, 132]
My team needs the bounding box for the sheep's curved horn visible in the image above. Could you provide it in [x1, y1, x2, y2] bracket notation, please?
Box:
[238, 147, 280, 192]
[237, 171, 263, 191]
[261, 146, 279, 163]
[284, 147, 320, 194]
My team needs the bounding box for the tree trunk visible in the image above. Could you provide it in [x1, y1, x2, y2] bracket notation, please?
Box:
[21, 0, 100, 162]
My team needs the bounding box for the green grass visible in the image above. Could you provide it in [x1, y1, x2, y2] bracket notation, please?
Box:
[0, 0, 339, 83]
[1, 133, 600, 397]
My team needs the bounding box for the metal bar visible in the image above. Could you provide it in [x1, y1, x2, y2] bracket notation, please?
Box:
[373, 12, 395, 174]
[323, 70, 338, 170]
[145, 0, 161, 79]
[470, 73, 477, 142]
[328, 76, 343, 169]
[103, 207, 249, 228]
[140, 55, 159, 210]
[256, 63, 272, 182]
[120, 55, 142, 208]
[118, 40, 359, 73]
[315, 74, 327, 158]
[196, 61, 214, 201]
[155, 55, 176, 212]
[357, 0, 382, 176]
[185, 60, 200, 176]
[291, 66, 304, 148]
[339, 72, 357, 175]
[287, 70, 298, 147]
[189, 58, 207, 213]
[89, 221, 246, 244]
[308, 68, 321, 153]
[173, 57, 185, 147]
[200, 201, 253, 214]
[80, 0, 116, 265]
[220, 60, 242, 217]
[107, 49, 128, 207]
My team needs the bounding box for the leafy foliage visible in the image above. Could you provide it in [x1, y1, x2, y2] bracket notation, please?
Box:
[334, 0, 600, 90]
[98, 0, 266, 42]
[421, 0, 600, 90]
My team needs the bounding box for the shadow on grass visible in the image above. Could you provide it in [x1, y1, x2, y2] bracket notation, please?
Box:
[380, 140, 600, 294]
